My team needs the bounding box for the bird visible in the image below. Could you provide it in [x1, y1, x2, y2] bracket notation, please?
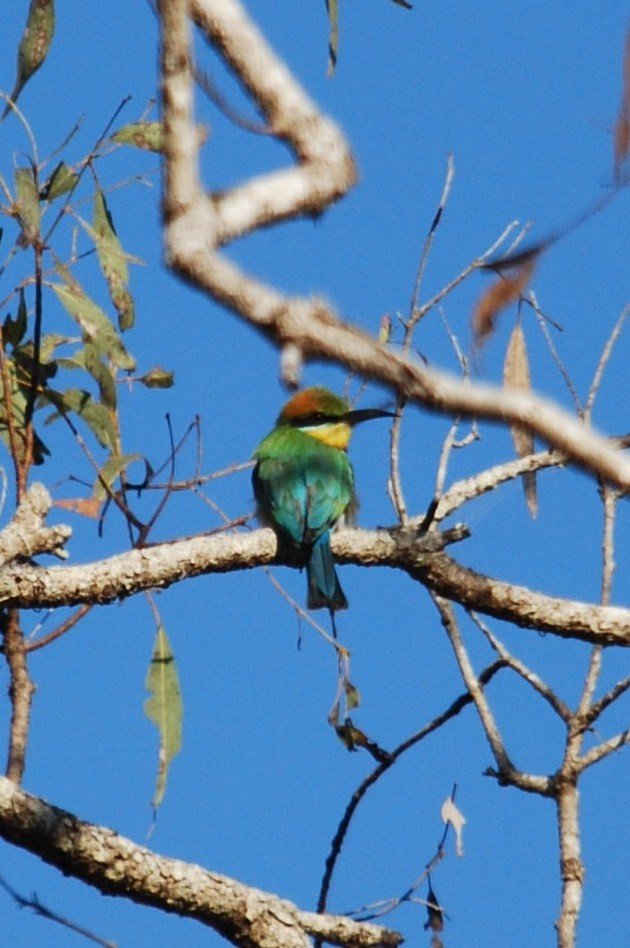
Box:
[252, 387, 393, 616]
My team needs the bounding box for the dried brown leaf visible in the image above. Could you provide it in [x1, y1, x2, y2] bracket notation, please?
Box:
[54, 497, 102, 518]
[504, 323, 538, 517]
[613, 28, 630, 180]
[473, 259, 536, 343]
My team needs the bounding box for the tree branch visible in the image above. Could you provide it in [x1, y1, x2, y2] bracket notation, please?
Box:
[0, 777, 401, 948]
[155, 0, 630, 492]
[1, 491, 628, 646]
[0, 483, 71, 566]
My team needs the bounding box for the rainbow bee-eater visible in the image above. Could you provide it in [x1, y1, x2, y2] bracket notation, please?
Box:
[253, 387, 393, 615]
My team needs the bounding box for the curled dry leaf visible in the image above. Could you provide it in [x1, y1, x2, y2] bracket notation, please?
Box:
[504, 322, 538, 517]
[614, 27, 630, 181]
[473, 259, 536, 343]
[424, 880, 444, 934]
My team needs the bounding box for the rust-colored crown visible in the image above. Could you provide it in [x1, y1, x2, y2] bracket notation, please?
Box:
[278, 387, 349, 424]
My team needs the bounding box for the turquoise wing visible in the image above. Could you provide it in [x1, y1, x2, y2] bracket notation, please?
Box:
[253, 432, 353, 548]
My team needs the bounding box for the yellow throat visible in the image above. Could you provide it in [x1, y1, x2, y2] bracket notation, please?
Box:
[301, 422, 352, 449]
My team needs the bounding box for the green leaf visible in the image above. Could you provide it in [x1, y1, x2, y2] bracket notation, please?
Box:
[84, 343, 117, 409]
[2, 288, 28, 348]
[0, 356, 49, 464]
[40, 161, 79, 201]
[144, 624, 182, 810]
[39, 333, 75, 363]
[140, 366, 175, 389]
[2, 0, 55, 119]
[111, 121, 165, 153]
[344, 679, 361, 711]
[52, 282, 136, 371]
[14, 167, 40, 239]
[52, 252, 81, 290]
[93, 452, 143, 500]
[93, 189, 135, 331]
[42, 387, 117, 450]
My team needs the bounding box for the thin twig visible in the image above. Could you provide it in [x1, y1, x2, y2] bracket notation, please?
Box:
[528, 291, 582, 416]
[42, 97, 132, 246]
[0, 872, 117, 947]
[584, 304, 629, 423]
[470, 611, 572, 722]
[406, 153, 455, 336]
[263, 568, 341, 652]
[431, 595, 552, 795]
[136, 414, 178, 546]
[576, 728, 630, 770]
[25, 604, 93, 654]
[412, 221, 520, 323]
[317, 660, 505, 914]
[133, 460, 254, 492]
[586, 675, 630, 725]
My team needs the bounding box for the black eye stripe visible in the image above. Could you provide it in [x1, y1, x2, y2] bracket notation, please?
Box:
[290, 412, 341, 427]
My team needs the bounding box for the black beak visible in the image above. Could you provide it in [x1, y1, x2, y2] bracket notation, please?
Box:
[344, 408, 397, 427]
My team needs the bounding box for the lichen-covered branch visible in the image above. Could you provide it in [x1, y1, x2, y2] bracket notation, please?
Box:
[0, 777, 401, 948]
[0, 490, 628, 646]
[0, 483, 70, 566]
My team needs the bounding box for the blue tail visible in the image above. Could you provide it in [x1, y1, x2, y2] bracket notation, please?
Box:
[307, 532, 348, 612]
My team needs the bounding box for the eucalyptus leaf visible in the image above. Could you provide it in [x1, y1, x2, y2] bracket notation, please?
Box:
[84, 343, 117, 410]
[52, 283, 135, 371]
[94, 452, 143, 500]
[2, 0, 55, 120]
[144, 624, 183, 810]
[111, 121, 165, 153]
[141, 366, 175, 389]
[40, 161, 79, 201]
[93, 189, 135, 331]
[2, 289, 28, 349]
[14, 167, 40, 239]
[43, 387, 117, 450]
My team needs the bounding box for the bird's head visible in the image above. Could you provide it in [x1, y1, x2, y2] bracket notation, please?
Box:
[278, 387, 394, 449]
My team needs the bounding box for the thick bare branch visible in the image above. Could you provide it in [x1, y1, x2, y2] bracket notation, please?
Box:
[0, 777, 401, 948]
[0, 499, 628, 646]
[0, 483, 71, 566]
[2, 610, 34, 784]
[156, 0, 630, 491]
[554, 779, 584, 948]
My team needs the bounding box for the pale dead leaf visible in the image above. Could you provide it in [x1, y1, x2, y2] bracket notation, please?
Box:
[504, 323, 538, 518]
[441, 795, 466, 856]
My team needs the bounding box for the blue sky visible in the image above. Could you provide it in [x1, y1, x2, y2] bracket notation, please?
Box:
[1, 2, 628, 946]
